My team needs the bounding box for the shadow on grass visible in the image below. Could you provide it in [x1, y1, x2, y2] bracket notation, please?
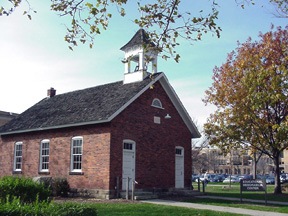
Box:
[177, 192, 288, 214]
[192, 183, 288, 202]
[188, 197, 288, 213]
[206, 191, 288, 202]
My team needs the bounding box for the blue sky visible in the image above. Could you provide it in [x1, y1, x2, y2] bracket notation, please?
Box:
[0, 0, 287, 130]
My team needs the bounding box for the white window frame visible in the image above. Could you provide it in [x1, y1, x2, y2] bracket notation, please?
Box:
[151, 98, 163, 109]
[70, 136, 83, 172]
[39, 139, 50, 172]
[13, 141, 23, 172]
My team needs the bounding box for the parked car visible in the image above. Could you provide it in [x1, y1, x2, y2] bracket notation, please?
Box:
[209, 174, 217, 181]
[209, 174, 224, 182]
[239, 174, 253, 180]
[256, 174, 266, 180]
[246, 175, 253, 180]
[280, 173, 288, 183]
[265, 176, 275, 184]
[191, 174, 200, 182]
[210, 174, 221, 182]
[223, 176, 240, 183]
[195, 174, 203, 182]
[218, 174, 226, 182]
[195, 173, 212, 182]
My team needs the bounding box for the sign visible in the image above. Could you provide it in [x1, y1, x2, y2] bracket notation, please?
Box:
[241, 179, 266, 191]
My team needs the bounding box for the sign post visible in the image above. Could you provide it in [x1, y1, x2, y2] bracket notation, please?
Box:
[240, 179, 267, 205]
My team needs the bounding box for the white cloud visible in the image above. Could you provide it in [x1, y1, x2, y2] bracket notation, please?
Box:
[169, 77, 216, 127]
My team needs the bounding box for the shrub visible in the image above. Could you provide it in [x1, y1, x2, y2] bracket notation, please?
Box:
[0, 176, 51, 204]
[0, 196, 50, 216]
[0, 197, 98, 216]
[282, 183, 288, 192]
[52, 178, 70, 197]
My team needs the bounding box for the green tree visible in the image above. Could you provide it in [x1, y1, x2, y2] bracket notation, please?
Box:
[203, 25, 288, 194]
[0, 0, 286, 62]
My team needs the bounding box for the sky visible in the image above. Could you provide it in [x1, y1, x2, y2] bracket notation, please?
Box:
[0, 0, 287, 132]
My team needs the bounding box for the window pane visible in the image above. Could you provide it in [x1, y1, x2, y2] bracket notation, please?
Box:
[16, 144, 22, 151]
[43, 156, 49, 163]
[124, 143, 133, 150]
[16, 157, 21, 163]
[73, 146, 82, 154]
[16, 150, 21, 157]
[176, 148, 182, 155]
[16, 163, 21, 170]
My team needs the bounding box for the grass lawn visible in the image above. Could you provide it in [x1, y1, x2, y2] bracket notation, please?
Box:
[186, 198, 288, 214]
[189, 182, 288, 214]
[90, 202, 246, 216]
[193, 182, 288, 201]
[51, 183, 288, 216]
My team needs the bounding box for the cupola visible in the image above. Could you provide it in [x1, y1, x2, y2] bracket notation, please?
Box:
[120, 29, 159, 84]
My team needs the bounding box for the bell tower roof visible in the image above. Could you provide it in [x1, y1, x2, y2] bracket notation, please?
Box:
[120, 29, 155, 51]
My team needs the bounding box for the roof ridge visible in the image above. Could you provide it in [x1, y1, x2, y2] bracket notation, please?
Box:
[53, 80, 123, 97]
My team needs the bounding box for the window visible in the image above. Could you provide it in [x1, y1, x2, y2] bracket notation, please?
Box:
[154, 116, 161, 124]
[124, 142, 133, 150]
[14, 142, 23, 171]
[151, 98, 163, 108]
[71, 136, 83, 172]
[123, 140, 135, 152]
[176, 147, 183, 156]
[40, 139, 50, 172]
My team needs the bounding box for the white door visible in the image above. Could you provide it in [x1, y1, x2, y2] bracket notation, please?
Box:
[122, 140, 136, 190]
[175, 147, 184, 188]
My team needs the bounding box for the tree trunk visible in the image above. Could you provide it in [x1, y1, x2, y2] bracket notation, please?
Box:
[273, 156, 282, 194]
[253, 152, 257, 179]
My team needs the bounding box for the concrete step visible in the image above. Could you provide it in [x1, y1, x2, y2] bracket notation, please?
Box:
[120, 191, 158, 200]
[134, 194, 158, 200]
[168, 189, 202, 196]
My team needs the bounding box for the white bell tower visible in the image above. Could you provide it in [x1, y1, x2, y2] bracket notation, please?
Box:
[120, 29, 158, 84]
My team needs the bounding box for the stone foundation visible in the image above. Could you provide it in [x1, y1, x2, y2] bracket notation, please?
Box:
[68, 188, 114, 199]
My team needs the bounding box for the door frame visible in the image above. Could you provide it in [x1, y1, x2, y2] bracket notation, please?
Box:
[122, 139, 136, 190]
[175, 146, 184, 188]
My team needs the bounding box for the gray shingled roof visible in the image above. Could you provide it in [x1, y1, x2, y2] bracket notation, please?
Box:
[0, 73, 161, 135]
[120, 29, 155, 51]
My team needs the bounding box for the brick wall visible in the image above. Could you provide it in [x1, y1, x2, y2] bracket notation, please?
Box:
[0, 124, 112, 191]
[110, 81, 192, 190]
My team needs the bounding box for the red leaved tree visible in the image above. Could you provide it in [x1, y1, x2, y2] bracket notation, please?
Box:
[204, 25, 288, 194]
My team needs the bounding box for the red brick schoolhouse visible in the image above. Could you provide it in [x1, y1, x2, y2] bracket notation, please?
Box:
[0, 29, 200, 199]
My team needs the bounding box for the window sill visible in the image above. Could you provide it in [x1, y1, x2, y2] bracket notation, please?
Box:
[12, 171, 22, 174]
[69, 171, 84, 175]
[38, 171, 50, 175]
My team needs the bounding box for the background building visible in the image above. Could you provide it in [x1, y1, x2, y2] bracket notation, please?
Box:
[0, 111, 18, 127]
[192, 146, 285, 175]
